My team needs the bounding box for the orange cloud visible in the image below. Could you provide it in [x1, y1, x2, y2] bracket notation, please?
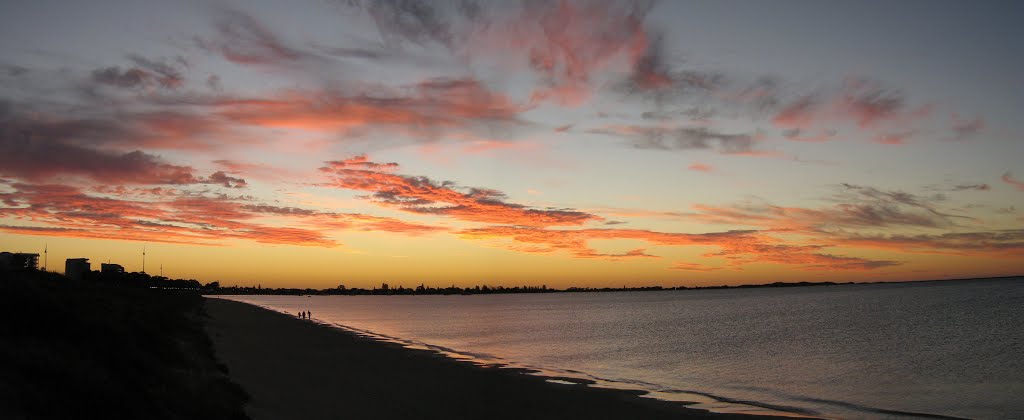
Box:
[688, 163, 713, 172]
[0, 181, 454, 247]
[669, 262, 722, 271]
[320, 157, 601, 227]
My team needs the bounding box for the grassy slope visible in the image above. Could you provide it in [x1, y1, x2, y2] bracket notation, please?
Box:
[0, 271, 248, 420]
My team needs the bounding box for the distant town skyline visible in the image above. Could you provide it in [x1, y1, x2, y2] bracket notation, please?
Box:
[2, 0, 1023, 288]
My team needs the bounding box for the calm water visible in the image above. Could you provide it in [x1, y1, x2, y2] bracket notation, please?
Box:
[223, 278, 1024, 419]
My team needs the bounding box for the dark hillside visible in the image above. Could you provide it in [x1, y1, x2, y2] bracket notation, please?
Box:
[0, 271, 248, 420]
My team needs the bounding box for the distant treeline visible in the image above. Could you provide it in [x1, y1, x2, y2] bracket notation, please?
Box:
[204, 281, 851, 296]
[5, 264, 856, 295]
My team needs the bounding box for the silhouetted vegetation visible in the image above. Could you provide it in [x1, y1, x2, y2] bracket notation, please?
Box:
[0, 270, 249, 420]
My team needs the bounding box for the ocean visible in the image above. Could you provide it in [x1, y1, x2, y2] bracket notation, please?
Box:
[223, 278, 1024, 419]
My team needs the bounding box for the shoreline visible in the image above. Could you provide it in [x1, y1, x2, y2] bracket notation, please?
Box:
[265, 307, 810, 418]
[204, 297, 792, 419]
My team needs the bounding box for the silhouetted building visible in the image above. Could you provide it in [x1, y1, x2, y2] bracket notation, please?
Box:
[0, 252, 40, 271]
[66, 258, 91, 281]
[101, 263, 125, 274]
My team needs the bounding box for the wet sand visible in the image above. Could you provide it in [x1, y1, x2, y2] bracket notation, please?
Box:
[204, 298, 786, 420]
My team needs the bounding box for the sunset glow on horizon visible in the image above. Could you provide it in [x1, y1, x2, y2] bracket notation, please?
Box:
[2, 0, 1022, 288]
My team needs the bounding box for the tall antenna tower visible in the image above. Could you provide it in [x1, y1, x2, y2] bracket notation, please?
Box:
[44, 243, 48, 272]
[142, 246, 146, 274]
[160, 264, 163, 277]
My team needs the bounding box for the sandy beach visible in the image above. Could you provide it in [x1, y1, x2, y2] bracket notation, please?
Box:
[204, 298, 782, 420]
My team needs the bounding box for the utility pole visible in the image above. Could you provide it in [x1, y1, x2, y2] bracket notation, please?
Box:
[142, 246, 146, 274]
[44, 243, 48, 272]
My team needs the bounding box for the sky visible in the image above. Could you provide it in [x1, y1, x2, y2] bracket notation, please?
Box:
[1, 0, 1023, 288]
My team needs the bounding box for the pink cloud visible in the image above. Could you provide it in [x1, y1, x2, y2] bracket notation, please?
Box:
[687, 163, 713, 173]
[1002, 172, 1024, 192]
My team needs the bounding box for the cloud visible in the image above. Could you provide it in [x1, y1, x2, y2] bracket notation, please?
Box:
[950, 114, 984, 140]
[591, 207, 689, 221]
[1002, 172, 1024, 192]
[771, 79, 930, 133]
[91, 67, 158, 89]
[668, 262, 722, 271]
[772, 96, 817, 129]
[90, 55, 186, 90]
[782, 128, 837, 143]
[0, 180, 453, 247]
[677, 181, 1024, 261]
[320, 156, 601, 227]
[873, 131, 914, 145]
[840, 230, 1024, 257]
[831, 183, 971, 227]
[479, 0, 656, 105]
[0, 135, 199, 185]
[197, 9, 312, 66]
[839, 79, 912, 128]
[350, 0, 663, 106]
[203, 171, 248, 188]
[618, 32, 725, 101]
[361, 0, 458, 48]
[240, 204, 318, 216]
[458, 225, 899, 270]
[590, 125, 758, 154]
[687, 163, 713, 172]
[328, 154, 400, 171]
[0, 101, 240, 153]
[336, 213, 448, 235]
[0, 106, 256, 187]
[212, 160, 287, 181]
[213, 78, 523, 139]
[242, 203, 447, 235]
[206, 74, 223, 91]
[951, 184, 990, 191]
[690, 183, 972, 231]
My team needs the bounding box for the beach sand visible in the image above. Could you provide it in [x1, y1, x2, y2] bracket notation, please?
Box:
[204, 298, 782, 420]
